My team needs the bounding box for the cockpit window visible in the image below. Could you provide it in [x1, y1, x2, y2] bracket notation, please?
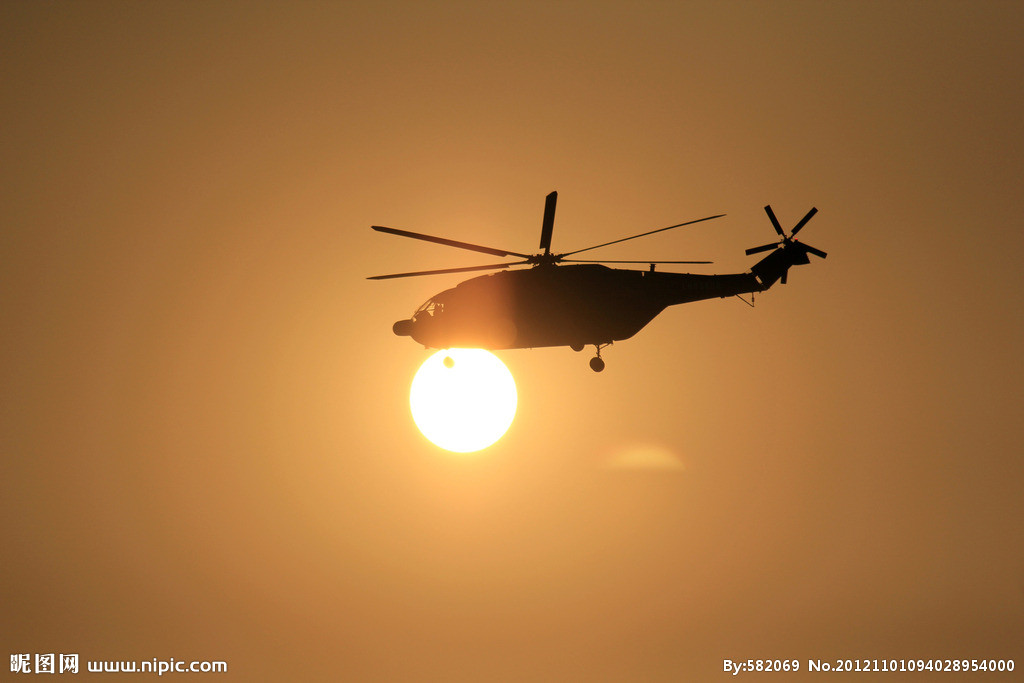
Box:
[413, 298, 443, 319]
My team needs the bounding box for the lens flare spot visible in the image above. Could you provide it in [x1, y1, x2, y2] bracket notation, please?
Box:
[605, 444, 685, 471]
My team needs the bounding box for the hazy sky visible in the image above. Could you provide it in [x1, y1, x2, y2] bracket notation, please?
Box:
[3, 1, 1022, 679]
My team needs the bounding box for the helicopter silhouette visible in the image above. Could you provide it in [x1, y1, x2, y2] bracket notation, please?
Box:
[369, 192, 826, 371]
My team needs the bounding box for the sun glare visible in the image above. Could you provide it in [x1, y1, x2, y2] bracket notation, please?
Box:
[409, 349, 517, 453]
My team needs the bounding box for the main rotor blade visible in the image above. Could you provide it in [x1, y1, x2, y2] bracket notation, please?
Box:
[745, 242, 778, 255]
[539, 191, 557, 255]
[764, 205, 785, 236]
[560, 214, 725, 258]
[563, 259, 713, 264]
[800, 242, 828, 259]
[371, 225, 531, 259]
[367, 261, 528, 280]
[790, 207, 818, 236]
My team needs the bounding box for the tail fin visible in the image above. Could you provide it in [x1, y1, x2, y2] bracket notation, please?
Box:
[750, 242, 812, 288]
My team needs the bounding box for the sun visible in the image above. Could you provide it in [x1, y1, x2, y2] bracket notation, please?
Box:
[409, 348, 517, 453]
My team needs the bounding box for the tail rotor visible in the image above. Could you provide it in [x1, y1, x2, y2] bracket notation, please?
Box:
[745, 205, 826, 284]
[746, 205, 826, 286]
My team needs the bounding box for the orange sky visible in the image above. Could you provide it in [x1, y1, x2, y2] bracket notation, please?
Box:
[3, 1, 1022, 679]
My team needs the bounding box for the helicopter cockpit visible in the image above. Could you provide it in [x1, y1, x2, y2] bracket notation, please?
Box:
[389, 293, 453, 341]
[412, 297, 444, 321]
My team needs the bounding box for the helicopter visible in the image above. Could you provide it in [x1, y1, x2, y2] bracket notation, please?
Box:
[369, 192, 826, 371]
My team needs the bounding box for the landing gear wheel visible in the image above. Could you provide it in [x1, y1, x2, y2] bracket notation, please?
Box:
[570, 343, 584, 352]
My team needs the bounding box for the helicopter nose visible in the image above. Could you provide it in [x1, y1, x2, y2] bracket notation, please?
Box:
[392, 319, 414, 336]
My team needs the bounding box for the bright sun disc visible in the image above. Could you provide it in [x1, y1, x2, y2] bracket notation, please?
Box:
[410, 349, 517, 453]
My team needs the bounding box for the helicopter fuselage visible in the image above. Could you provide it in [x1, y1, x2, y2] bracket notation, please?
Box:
[393, 263, 765, 350]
